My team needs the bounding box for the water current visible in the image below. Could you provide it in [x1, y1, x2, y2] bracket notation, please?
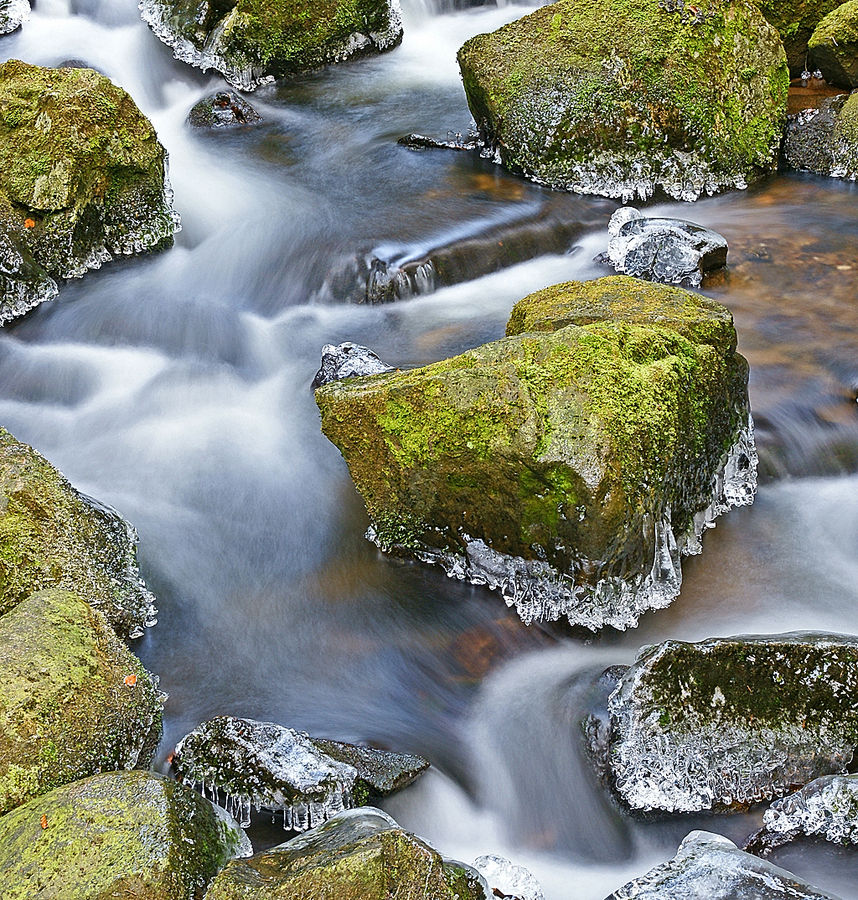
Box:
[2, 0, 858, 896]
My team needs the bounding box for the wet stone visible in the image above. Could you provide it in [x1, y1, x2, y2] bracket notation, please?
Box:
[598, 207, 728, 288]
[0, 0, 29, 34]
[311, 341, 394, 389]
[784, 93, 858, 180]
[188, 91, 263, 129]
[474, 854, 544, 900]
[398, 132, 478, 152]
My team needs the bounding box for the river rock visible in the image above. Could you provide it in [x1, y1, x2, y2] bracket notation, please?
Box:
[188, 91, 262, 129]
[205, 807, 487, 900]
[606, 831, 840, 900]
[783, 93, 858, 180]
[0, 61, 179, 325]
[809, 1, 858, 87]
[0, 589, 163, 814]
[756, 0, 843, 74]
[316, 276, 755, 630]
[474, 854, 544, 900]
[600, 207, 728, 288]
[173, 716, 429, 831]
[311, 341, 394, 388]
[746, 773, 858, 855]
[0, 770, 250, 899]
[0, 0, 29, 34]
[456, 0, 788, 202]
[140, 0, 403, 92]
[607, 633, 858, 813]
[0, 427, 157, 638]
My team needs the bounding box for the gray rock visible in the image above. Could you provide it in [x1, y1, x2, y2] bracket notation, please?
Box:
[188, 92, 262, 129]
[311, 342, 394, 389]
[784, 93, 858, 179]
[173, 716, 429, 831]
[606, 831, 841, 899]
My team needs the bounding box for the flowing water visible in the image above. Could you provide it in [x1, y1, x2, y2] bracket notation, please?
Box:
[2, 0, 858, 896]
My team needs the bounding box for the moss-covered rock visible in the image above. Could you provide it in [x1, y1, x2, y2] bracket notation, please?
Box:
[140, 0, 403, 92]
[0, 426, 157, 637]
[608, 633, 858, 813]
[809, 0, 858, 86]
[0, 59, 179, 324]
[0, 589, 163, 815]
[783, 91, 858, 179]
[205, 807, 486, 900]
[315, 276, 755, 630]
[0, 770, 250, 899]
[457, 0, 788, 202]
[0, 0, 30, 35]
[756, 0, 843, 74]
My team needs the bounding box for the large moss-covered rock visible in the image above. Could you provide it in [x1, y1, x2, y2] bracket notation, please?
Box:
[756, 0, 843, 74]
[809, 0, 858, 86]
[784, 92, 858, 179]
[457, 0, 788, 202]
[608, 633, 858, 813]
[0, 589, 163, 814]
[0, 427, 157, 637]
[0, 771, 251, 899]
[0, 60, 179, 324]
[140, 0, 403, 92]
[205, 807, 487, 900]
[315, 276, 756, 630]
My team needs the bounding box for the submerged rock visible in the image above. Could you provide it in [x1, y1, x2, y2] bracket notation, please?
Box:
[608, 633, 858, 813]
[746, 773, 858, 855]
[205, 807, 487, 899]
[188, 91, 262, 129]
[311, 341, 394, 389]
[809, 0, 858, 87]
[0, 0, 29, 34]
[0, 61, 179, 325]
[398, 132, 478, 152]
[0, 590, 163, 815]
[757, 0, 843, 74]
[140, 0, 403, 92]
[315, 276, 755, 630]
[474, 854, 544, 900]
[606, 831, 840, 899]
[783, 93, 858, 179]
[0, 771, 250, 899]
[457, 0, 788, 201]
[173, 716, 429, 831]
[0, 427, 157, 638]
[600, 207, 728, 288]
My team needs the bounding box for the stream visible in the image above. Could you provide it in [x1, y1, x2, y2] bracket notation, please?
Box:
[2, 0, 858, 896]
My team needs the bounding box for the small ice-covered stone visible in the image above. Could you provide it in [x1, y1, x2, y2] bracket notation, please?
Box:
[606, 831, 841, 899]
[311, 342, 394, 389]
[0, 0, 30, 34]
[474, 854, 544, 900]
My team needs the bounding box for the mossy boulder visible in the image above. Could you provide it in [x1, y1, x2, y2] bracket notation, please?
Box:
[456, 0, 788, 202]
[0, 771, 251, 899]
[756, 0, 843, 74]
[0, 426, 157, 638]
[608, 633, 858, 813]
[784, 92, 858, 179]
[0, 0, 30, 35]
[809, 0, 858, 86]
[0, 589, 163, 815]
[315, 276, 755, 630]
[140, 0, 404, 92]
[205, 807, 487, 900]
[0, 59, 179, 324]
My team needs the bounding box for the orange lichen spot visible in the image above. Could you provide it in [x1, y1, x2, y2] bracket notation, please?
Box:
[40, 815, 48, 829]
[24, 218, 35, 229]
[124, 673, 138, 686]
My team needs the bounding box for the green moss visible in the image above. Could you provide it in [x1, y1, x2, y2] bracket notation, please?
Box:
[809, 0, 858, 87]
[757, 0, 843, 72]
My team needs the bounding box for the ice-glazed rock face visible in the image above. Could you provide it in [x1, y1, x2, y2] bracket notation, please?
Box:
[746, 773, 858, 854]
[784, 92, 858, 180]
[187, 91, 262, 129]
[608, 634, 858, 813]
[205, 807, 489, 900]
[316, 276, 755, 630]
[0, 590, 163, 815]
[601, 207, 728, 288]
[474, 854, 544, 900]
[173, 716, 429, 831]
[311, 341, 395, 389]
[809, 1, 858, 88]
[0, 771, 250, 900]
[0, 0, 29, 35]
[0, 427, 157, 638]
[757, 0, 844, 74]
[139, 0, 404, 92]
[0, 60, 180, 324]
[606, 831, 841, 900]
[457, 0, 788, 202]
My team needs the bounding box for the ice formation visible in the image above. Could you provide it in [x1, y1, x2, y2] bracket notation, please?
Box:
[0, 230, 59, 325]
[366, 257, 437, 302]
[311, 342, 394, 389]
[608, 634, 858, 813]
[0, 0, 29, 35]
[607, 831, 841, 899]
[173, 716, 428, 831]
[474, 854, 544, 900]
[378, 413, 756, 631]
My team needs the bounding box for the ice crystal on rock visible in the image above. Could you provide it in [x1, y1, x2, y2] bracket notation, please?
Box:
[474, 854, 544, 900]
[311, 342, 394, 389]
[0, 0, 29, 35]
